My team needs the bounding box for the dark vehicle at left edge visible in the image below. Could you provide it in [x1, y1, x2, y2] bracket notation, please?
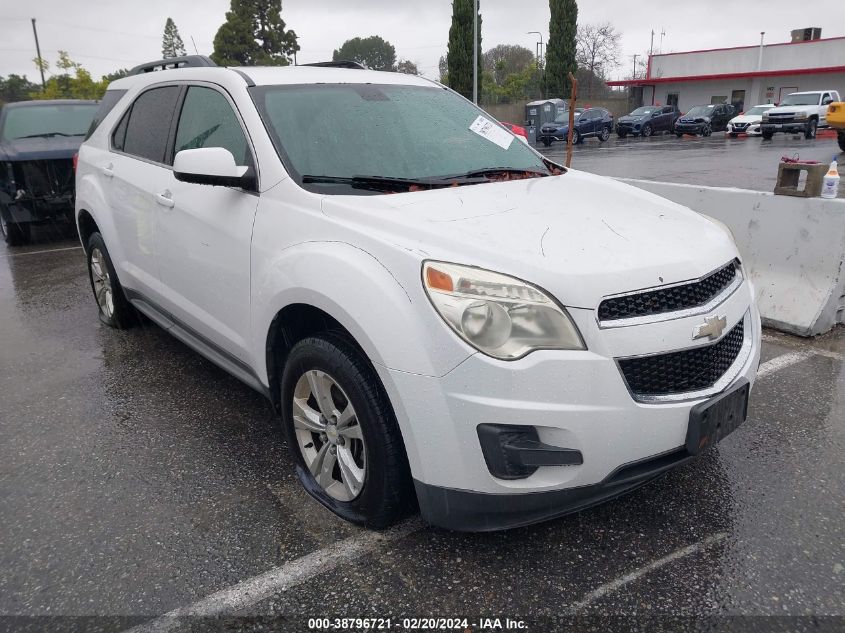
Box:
[0, 99, 98, 245]
[616, 105, 680, 138]
[674, 103, 736, 137]
[538, 107, 613, 146]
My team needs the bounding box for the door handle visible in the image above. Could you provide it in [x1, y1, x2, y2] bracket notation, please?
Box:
[100, 163, 114, 178]
[155, 190, 175, 208]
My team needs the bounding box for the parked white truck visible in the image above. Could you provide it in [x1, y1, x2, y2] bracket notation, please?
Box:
[761, 90, 841, 140]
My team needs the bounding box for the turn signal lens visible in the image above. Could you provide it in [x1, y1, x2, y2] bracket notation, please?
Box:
[425, 266, 453, 292]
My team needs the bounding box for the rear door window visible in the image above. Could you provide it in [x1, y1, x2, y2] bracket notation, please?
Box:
[173, 86, 252, 167]
[122, 86, 181, 164]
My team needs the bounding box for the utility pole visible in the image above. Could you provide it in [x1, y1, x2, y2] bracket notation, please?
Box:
[31, 18, 46, 91]
[472, 0, 478, 104]
[649, 30, 655, 57]
[632, 54, 638, 79]
[659, 29, 666, 53]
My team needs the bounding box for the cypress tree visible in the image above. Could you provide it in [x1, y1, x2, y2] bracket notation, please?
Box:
[161, 18, 187, 58]
[446, 0, 482, 101]
[211, 0, 299, 66]
[545, 0, 578, 98]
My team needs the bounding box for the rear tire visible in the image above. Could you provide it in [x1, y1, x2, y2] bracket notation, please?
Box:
[280, 332, 413, 529]
[805, 119, 817, 140]
[0, 206, 30, 246]
[86, 232, 135, 329]
[599, 126, 610, 142]
[572, 129, 581, 145]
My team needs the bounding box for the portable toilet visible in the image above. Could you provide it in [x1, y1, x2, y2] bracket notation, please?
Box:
[525, 98, 568, 145]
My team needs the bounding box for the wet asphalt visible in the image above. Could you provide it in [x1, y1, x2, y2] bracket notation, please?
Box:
[539, 128, 845, 197]
[1, 148, 844, 631]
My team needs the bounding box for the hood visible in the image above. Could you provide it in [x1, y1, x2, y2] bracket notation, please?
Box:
[0, 135, 83, 162]
[730, 114, 762, 124]
[319, 170, 737, 309]
[766, 104, 816, 114]
[619, 115, 646, 123]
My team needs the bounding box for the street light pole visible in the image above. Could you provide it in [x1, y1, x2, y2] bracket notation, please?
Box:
[31, 18, 46, 91]
[472, 0, 478, 104]
[527, 31, 544, 98]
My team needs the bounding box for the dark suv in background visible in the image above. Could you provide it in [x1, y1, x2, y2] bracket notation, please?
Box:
[538, 107, 613, 146]
[616, 105, 680, 138]
[674, 104, 736, 137]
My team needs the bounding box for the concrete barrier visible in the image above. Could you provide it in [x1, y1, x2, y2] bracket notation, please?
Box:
[618, 179, 845, 337]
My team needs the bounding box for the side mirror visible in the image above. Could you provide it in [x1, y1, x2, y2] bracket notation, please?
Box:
[173, 148, 255, 190]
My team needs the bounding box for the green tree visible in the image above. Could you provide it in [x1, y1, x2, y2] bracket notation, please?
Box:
[30, 52, 108, 100]
[162, 17, 187, 58]
[545, 0, 578, 99]
[0, 74, 40, 103]
[482, 44, 534, 86]
[102, 68, 130, 84]
[332, 36, 396, 71]
[211, 0, 299, 66]
[396, 59, 420, 75]
[446, 0, 482, 101]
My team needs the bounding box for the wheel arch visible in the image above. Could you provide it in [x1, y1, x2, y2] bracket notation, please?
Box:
[76, 208, 100, 252]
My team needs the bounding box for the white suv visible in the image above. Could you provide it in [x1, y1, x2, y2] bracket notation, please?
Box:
[76, 58, 761, 531]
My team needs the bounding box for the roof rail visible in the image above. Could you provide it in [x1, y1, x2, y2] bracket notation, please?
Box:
[129, 55, 217, 75]
[301, 60, 365, 70]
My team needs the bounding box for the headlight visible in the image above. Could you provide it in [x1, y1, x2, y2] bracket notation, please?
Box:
[703, 117, 711, 122]
[794, 112, 808, 120]
[422, 261, 585, 360]
[762, 112, 770, 121]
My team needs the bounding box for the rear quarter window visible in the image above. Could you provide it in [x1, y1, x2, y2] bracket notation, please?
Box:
[85, 89, 127, 140]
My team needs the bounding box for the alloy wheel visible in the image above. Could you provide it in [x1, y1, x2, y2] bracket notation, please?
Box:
[642, 124, 652, 138]
[292, 369, 367, 501]
[90, 248, 114, 319]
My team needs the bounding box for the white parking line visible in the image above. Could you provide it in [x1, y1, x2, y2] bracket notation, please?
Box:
[569, 532, 727, 612]
[5, 245, 82, 257]
[756, 351, 815, 378]
[126, 517, 424, 633]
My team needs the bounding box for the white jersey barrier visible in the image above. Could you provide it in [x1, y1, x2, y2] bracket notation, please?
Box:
[618, 178, 845, 337]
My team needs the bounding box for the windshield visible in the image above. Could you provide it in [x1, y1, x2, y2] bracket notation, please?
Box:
[252, 83, 550, 194]
[553, 111, 581, 123]
[629, 107, 656, 116]
[779, 93, 821, 106]
[745, 106, 771, 116]
[686, 105, 716, 117]
[1, 103, 97, 141]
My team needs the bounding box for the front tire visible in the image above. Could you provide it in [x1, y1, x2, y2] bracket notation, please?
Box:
[0, 206, 30, 246]
[838, 131, 845, 152]
[805, 119, 817, 140]
[641, 124, 653, 138]
[541, 138, 551, 147]
[280, 333, 412, 529]
[617, 131, 627, 139]
[762, 131, 774, 140]
[675, 132, 684, 138]
[702, 125, 712, 137]
[729, 133, 738, 138]
[86, 232, 135, 328]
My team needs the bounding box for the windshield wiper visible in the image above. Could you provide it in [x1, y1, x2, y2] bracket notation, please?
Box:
[14, 132, 84, 139]
[444, 167, 550, 181]
[302, 174, 453, 192]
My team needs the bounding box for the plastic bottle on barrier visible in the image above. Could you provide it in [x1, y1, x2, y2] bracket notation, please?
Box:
[821, 156, 840, 199]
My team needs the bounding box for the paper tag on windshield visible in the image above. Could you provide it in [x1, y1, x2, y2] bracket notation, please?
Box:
[469, 115, 514, 150]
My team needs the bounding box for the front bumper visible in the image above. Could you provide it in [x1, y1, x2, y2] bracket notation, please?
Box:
[538, 131, 566, 143]
[616, 122, 641, 134]
[379, 281, 761, 531]
[761, 121, 808, 134]
[675, 123, 706, 134]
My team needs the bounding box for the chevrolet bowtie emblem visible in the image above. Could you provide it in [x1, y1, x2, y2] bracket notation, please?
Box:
[693, 315, 727, 341]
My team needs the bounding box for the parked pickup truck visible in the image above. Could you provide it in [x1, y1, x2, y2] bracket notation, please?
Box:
[827, 101, 845, 151]
[760, 90, 841, 140]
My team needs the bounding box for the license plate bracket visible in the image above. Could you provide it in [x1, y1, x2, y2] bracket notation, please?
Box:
[686, 379, 750, 455]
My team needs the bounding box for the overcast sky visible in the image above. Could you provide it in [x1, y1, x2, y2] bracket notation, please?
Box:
[1, 0, 842, 83]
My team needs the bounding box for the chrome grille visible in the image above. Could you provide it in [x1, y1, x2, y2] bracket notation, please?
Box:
[599, 262, 738, 323]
